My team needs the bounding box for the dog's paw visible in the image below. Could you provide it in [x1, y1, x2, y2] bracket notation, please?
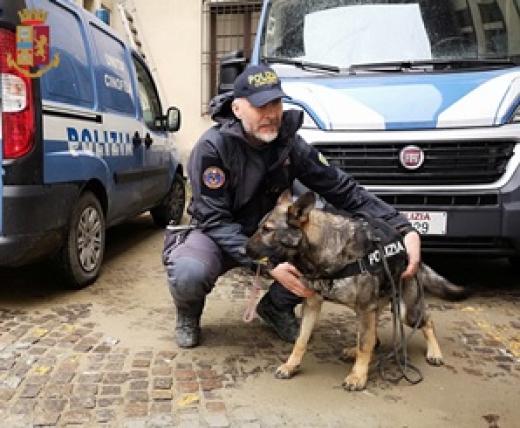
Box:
[426, 355, 444, 366]
[275, 364, 299, 379]
[340, 346, 356, 362]
[342, 373, 367, 391]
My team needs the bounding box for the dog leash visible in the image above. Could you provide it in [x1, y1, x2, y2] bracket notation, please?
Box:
[243, 265, 263, 323]
[376, 242, 424, 385]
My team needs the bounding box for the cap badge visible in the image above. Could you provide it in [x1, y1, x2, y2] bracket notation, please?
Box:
[248, 71, 279, 87]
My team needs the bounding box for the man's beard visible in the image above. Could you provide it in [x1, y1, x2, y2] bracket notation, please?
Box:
[252, 129, 278, 143]
[243, 120, 279, 143]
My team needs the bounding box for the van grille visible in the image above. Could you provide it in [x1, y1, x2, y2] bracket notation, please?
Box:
[316, 140, 516, 185]
[421, 237, 516, 255]
[376, 193, 498, 207]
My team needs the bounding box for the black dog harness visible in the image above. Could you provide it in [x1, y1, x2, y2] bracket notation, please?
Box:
[322, 212, 408, 280]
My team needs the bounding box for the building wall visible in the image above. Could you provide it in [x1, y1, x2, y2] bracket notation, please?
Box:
[129, 0, 212, 164]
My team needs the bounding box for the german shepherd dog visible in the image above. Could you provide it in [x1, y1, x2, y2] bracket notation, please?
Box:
[246, 190, 466, 391]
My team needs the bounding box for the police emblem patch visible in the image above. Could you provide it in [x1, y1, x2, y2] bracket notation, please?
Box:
[202, 166, 226, 189]
[318, 152, 329, 166]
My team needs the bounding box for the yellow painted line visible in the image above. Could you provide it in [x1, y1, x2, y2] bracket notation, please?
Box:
[33, 366, 51, 375]
[464, 311, 520, 358]
[176, 393, 200, 407]
[31, 327, 48, 337]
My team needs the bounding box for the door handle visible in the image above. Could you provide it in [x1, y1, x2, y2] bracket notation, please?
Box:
[144, 133, 153, 149]
[132, 131, 142, 146]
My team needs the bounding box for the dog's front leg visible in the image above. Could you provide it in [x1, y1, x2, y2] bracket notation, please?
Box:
[342, 308, 381, 361]
[343, 310, 377, 391]
[276, 294, 323, 379]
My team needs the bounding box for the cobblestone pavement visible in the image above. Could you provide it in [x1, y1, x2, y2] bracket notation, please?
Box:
[0, 217, 519, 427]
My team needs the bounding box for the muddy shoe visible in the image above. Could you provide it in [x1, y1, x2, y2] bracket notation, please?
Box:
[175, 312, 201, 348]
[256, 294, 299, 343]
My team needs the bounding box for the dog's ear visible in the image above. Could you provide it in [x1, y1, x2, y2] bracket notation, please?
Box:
[288, 192, 316, 226]
[277, 189, 293, 205]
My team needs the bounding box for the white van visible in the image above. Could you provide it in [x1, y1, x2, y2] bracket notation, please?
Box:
[221, 0, 520, 265]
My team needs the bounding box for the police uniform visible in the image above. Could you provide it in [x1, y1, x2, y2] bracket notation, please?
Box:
[163, 65, 413, 347]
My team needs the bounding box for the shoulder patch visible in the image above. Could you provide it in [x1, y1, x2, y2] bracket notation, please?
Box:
[318, 152, 329, 166]
[202, 166, 226, 189]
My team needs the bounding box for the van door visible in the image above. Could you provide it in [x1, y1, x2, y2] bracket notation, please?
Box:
[88, 23, 144, 222]
[131, 55, 170, 209]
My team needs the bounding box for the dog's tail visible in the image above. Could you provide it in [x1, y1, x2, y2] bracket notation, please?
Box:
[417, 263, 468, 301]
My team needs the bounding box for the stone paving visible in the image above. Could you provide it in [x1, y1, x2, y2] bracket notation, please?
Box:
[0, 266, 519, 427]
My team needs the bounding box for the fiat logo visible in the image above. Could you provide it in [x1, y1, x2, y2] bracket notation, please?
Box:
[399, 145, 424, 170]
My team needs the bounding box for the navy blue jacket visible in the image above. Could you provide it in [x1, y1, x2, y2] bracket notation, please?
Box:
[187, 92, 412, 269]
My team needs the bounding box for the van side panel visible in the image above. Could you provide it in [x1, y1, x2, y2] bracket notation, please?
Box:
[87, 23, 145, 224]
[41, 111, 145, 225]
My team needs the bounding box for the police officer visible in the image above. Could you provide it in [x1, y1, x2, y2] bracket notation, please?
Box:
[163, 64, 421, 348]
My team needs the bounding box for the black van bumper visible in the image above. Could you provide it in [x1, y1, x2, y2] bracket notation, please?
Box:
[376, 168, 520, 256]
[0, 184, 79, 266]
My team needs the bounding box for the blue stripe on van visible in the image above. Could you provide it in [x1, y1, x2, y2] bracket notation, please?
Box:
[286, 68, 510, 129]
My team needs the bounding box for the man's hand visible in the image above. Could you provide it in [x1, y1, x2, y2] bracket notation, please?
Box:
[268, 262, 316, 298]
[401, 230, 421, 280]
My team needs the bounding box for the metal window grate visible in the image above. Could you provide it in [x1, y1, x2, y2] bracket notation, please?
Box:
[201, 0, 262, 115]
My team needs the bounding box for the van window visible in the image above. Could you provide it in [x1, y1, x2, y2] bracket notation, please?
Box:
[132, 56, 162, 130]
[262, 0, 520, 68]
[90, 25, 135, 115]
[35, 0, 94, 107]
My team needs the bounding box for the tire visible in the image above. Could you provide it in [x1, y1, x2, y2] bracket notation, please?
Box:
[58, 191, 106, 289]
[151, 173, 186, 228]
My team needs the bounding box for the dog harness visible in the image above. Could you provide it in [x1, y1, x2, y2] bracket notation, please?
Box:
[323, 212, 408, 280]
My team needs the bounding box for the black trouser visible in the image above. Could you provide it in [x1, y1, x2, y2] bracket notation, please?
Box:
[163, 229, 301, 317]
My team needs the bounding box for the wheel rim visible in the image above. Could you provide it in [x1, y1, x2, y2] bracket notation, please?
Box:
[168, 179, 185, 224]
[76, 206, 103, 272]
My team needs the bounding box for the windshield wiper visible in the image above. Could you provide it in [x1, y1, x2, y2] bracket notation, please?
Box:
[348, 58, 518, 73]
[263, 56, 340, 73]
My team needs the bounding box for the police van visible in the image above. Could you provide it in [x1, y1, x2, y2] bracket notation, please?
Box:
[0, 0, 185, 287]
[221, 0, 520, 265]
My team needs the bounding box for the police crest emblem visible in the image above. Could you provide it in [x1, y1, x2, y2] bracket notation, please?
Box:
[7, 8, 60, 78]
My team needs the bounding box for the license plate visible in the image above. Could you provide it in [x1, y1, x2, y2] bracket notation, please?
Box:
[401, 211, 447, 235]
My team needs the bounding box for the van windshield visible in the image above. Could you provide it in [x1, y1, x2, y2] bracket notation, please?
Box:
[261, 0, 520, 69]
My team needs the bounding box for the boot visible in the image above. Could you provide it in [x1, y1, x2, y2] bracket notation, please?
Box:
[256, 293, 299, 343]
[175, 311, 201, 348]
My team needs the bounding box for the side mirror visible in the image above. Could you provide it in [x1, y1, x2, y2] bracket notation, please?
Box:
[164, 107, 181, 132]
[218, 50, 246, 94]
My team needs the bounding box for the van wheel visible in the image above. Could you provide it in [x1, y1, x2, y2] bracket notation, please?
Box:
[59, 192, 106, 289]
[151, 173, 185, 228]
